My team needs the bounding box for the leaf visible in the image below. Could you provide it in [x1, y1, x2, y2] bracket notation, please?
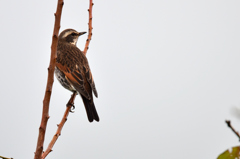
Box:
[217, 146, 240, 159]
[0, 155, 13, 159]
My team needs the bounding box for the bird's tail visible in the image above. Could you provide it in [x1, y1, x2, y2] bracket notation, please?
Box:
[81, 95, 99, 122]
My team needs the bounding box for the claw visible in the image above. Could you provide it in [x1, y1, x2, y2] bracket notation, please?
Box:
[70, 105, 75, 113]
[67, 102, 75, 113]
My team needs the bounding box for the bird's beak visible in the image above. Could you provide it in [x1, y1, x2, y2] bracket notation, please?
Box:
[78, 32, 87, 36]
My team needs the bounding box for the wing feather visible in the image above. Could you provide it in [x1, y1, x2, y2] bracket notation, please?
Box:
[56, 45, 97, 99]
[83, 66, 98, 97]
[56, 62, 91, 99]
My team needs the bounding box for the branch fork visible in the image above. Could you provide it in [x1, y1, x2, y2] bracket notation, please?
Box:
[35, 0, 94, 158]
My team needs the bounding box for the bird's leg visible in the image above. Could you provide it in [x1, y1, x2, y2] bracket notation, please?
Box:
[67, 91, 77, 113]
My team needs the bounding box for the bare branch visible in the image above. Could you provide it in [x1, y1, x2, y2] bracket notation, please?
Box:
[34, 1, 64, 159]
[83, 0, 93, 55]
[225, 120, 240, 141]
[42, 92, 77, 159]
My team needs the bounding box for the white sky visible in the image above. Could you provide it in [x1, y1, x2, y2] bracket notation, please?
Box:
[1, 0, 240, 158]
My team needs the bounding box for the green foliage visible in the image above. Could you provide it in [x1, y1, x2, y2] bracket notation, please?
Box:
[217, 146, 240, 159]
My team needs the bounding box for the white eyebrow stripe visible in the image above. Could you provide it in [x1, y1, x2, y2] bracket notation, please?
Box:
[62, 31, 71, 38]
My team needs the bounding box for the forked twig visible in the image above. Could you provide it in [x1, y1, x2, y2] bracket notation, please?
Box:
[42, 92, 77, 159]
[83, 0, 93, 55]
[34, 0, 64, 159]
[36, 0, 94, 158]
[225, 120, 240, 141]
[41, 1, 94, 156]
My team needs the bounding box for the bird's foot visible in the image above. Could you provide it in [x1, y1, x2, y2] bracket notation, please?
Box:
[67, 102, 75, 113]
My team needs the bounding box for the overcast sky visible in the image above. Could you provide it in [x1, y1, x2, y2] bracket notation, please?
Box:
[1, 0, 240, 158]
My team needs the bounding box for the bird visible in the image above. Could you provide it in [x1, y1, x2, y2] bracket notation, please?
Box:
[54, 28, 99, 122]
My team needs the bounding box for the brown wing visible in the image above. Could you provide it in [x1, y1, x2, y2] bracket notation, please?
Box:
[83, 65, 98, 98]
[56, 62, 91, 100]
[56, 44, 97, 99]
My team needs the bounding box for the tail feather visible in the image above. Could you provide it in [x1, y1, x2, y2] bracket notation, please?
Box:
[81, 95, 99, 122]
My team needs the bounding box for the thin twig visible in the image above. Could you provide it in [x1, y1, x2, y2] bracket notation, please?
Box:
[42, 92, 77, 159]
[34, 1, 64, 159]
[225, 120, 240, 141]
[83, 0, 93, 55]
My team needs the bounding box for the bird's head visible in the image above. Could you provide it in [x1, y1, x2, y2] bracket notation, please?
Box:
[58, 29, 86, 45]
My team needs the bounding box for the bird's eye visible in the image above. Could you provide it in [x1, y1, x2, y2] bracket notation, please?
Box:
[71, 33, 77, 36]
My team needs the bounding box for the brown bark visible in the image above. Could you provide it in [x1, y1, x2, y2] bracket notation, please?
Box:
[34, 1, 64, 159]
[42, 92, 77, 159]
[35, 0, 95, 158]
[83, 0, 93, 55]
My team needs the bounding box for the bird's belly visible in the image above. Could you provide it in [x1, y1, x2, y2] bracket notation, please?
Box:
[54, 67, 76, 92]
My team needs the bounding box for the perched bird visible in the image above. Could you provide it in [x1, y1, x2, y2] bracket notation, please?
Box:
[55, 28, 99, 122]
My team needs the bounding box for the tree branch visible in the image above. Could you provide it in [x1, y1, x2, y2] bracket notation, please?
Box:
[225, 120, 240, 141]
[34, 1, 64, 159]
[83, 0, 93, 55]
[42, 92, 77, 159]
